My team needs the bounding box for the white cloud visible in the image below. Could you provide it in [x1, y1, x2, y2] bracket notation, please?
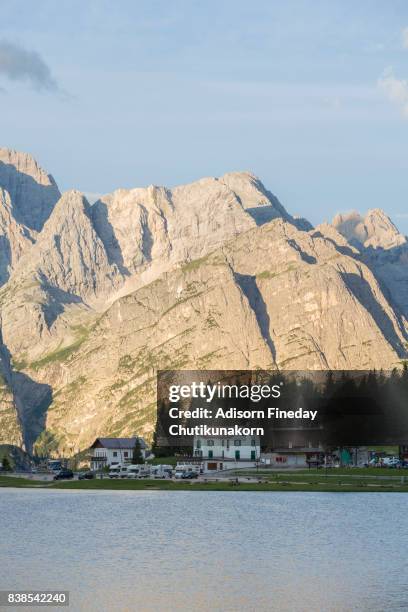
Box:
[403, 27, 408, 49]
[378, 67, 408, 118]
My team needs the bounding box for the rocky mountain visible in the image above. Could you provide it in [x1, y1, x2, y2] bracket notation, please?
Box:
[0, 148, 60, 231]
[0, 148, 407, 453]
[332, 209, 408, 321]
[0, 149, 60, 286]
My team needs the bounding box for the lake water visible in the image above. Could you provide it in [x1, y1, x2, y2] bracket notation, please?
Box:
[0, 490, 407, 612]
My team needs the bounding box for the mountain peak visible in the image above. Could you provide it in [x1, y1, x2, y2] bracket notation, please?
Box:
[332, 208, 405, 250]
[0, 147, 60, 231]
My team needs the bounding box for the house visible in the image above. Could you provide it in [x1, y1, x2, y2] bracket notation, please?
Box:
[261, 425, 325, 468]
[261, 447, 324, 468]
[192, 435, 260, 472]
[89, 437, 147, 470]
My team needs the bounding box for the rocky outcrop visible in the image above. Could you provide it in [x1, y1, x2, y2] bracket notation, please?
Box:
[0, 332, 23, 447]
[0, 148, 60, 231]
[0, 188, 34, 285]
[333, 209, 408, 321]
[332, 209, 406, 251]
[0, 149, 60, 286]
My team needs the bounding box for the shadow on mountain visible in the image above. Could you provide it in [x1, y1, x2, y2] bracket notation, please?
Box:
[358, 243, 408, 340]
[91, 200, 130, 275]
[341, 271, 408, 358]
[287, 238, 317, 264]
[12, 371, 52, 452]
[140, 204, 153, 263]
[0, 335, 52, 452]
[311, 230, 358, 259]
[0, 234, 11, 285]
[38, 278, 88, 328]
[234, 272, 276, 361]
[246, 205, 281, 226]
[0, 160, 60, 231]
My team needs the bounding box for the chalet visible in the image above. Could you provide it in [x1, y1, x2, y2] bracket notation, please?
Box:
[192, 434, 260, 472]
[89, 437, 147, 470]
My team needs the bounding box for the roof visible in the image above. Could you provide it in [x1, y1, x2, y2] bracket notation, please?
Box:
[90, 437, 146, 450]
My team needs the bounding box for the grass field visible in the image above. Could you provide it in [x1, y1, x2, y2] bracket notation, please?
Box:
[1, 468, 408, 493]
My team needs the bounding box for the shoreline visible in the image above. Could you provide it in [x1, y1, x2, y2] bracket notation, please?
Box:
[2, 474, 408, 493]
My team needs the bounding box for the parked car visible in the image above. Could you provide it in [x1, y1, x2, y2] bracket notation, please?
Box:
[78, 471, 95, 480]
[389, 460, 408, 469]
[382, 457, 400, 467]
[181, 471, 198, 479]
[53, 469, 74, 480]
[175, 463, 201, 475]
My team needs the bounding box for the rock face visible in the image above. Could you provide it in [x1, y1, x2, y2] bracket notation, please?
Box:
[0, 149, 61, 286]
[0, 331, 23, 447]
[332, 209, 406, 251]
[0, 148, 60, 231]
[0, 188, 33, 285]
[332, 209, 408, 320]
[37, 219, 408, 450]
[0, 147, 407, 452]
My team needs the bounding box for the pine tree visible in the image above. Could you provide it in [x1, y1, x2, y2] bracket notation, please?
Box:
[132, 439, 144, 464]
[1, 455, 11, 471]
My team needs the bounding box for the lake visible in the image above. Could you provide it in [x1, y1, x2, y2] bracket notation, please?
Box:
[0, 490, 407, 611]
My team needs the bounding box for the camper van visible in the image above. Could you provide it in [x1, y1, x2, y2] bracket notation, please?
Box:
[108, 464, 128, 479]
[126, 464, 150, 479]
[151, 465, 173, 479]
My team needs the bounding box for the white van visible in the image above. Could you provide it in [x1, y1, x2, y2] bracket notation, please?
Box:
[151, 465, 173, 479]
[126, 465, 142, 479]
[108, 464, 128, 479]
[127, 464, 150, 479]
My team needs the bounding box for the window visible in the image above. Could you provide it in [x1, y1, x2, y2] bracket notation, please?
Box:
[207, 440, 214, 447]
[208, 450, 213, 459]
[113, 451, 118, 457]
[234, 440, 241, 446]
[235, 450, 240, 460]
[251, 450, 256, 461]
[196, 439, 201, 449]
[251, 439, 256, 446]
[124, 452, 128, 457]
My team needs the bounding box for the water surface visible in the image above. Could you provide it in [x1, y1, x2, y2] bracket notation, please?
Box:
[1, 489, 407, 611]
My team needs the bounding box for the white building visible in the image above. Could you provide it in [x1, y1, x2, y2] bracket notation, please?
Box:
[89, 437, 147, 470]
[193, 435, 260, 472]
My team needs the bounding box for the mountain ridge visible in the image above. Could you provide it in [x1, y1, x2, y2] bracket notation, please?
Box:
[0, 147, 406, 453]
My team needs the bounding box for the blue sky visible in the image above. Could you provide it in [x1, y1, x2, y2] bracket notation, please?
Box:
[1, 0, 408, 231]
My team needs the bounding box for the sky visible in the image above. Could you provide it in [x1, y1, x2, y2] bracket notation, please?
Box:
[1, 0, 408, 231]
